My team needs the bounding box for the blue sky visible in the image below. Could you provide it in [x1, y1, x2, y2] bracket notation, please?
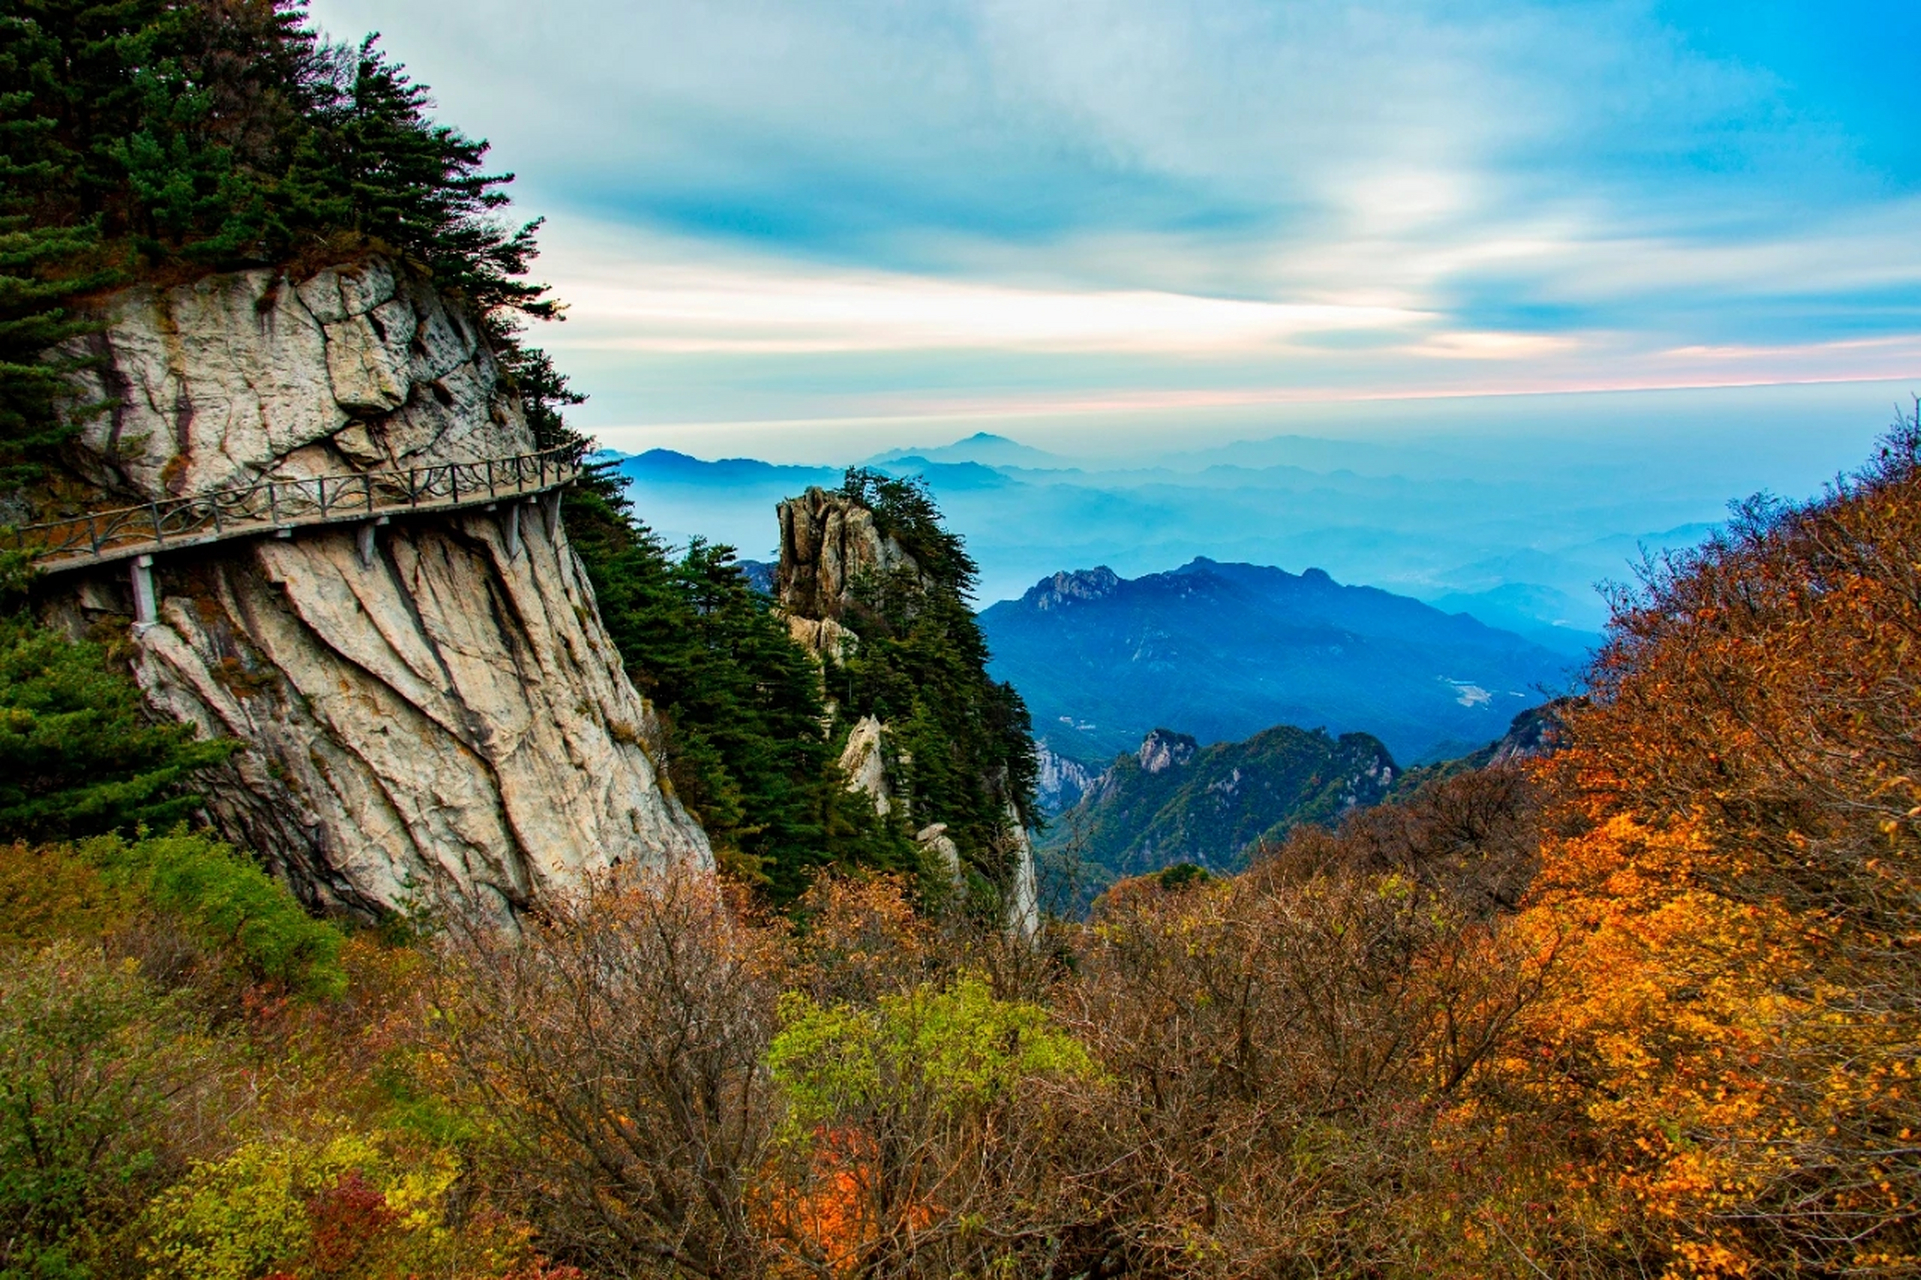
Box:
[306, 0, 1919, 467]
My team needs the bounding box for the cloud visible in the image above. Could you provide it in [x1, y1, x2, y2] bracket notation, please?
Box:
[306, 0, 1921, 451]
[541, 243, 1429, 355]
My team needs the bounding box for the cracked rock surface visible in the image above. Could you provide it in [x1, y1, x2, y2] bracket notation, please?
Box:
[65, 256, 520, 498]
[52, 258, 711, 916]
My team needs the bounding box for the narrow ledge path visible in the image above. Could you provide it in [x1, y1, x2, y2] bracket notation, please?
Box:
[5, 447, 581, 576]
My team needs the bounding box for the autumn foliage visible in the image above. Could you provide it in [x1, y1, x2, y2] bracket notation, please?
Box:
[7, 422, 1921, 1276]
[1501, 419, 1921, 1273]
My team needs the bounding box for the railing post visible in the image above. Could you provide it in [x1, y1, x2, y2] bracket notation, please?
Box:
[150, 502, 164, 544]
[357, 515, 388, 568]
[318, 476, 329, 520]
[364, 472, 374, 515]
[451, 465, 459, 504]
[487, 457, 496, 498]
[269, 483, 279, 526]
[410, 468, 420, 508]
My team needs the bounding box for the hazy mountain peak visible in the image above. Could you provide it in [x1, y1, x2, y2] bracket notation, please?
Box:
[869, 432, 1063, 469]
[1022, 566, 1123, 610]
[1139, 729, 1199, 774]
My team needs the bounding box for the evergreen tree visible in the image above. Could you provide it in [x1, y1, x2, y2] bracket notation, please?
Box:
[0, 219, 113, 486]
[563, 466, 908, 902]
[0, 612, 234, 841]
[0, 0, 568, 491]
[831, 469, 1040, 902]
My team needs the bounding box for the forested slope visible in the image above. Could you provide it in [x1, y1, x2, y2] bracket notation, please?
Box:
[1046, 723, 1397, 888]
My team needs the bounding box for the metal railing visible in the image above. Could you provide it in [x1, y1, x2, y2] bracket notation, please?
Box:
[3, 446, 581, 574]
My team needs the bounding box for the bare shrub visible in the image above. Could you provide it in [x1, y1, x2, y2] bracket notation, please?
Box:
[1059, 859, 1555, 1277]
[432, 866, 784, 1278]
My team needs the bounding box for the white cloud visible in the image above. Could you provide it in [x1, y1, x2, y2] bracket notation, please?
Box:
[306, 0, 1921, 444]
[542, 238, 1428, 355]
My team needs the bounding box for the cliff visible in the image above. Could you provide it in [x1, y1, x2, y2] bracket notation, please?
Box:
[774, 486, 930, 624]
[44, 258, 710, 917]
[775, 484, 1038, 933]
[1035, 742, 1098, 812]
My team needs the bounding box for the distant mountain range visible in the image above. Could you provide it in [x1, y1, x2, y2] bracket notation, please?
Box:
[602, 437, 1725, 641]
[1044, 704, 1564, 901]
[1042, 724, 1398, 899]
[979, 559, 1578, 766]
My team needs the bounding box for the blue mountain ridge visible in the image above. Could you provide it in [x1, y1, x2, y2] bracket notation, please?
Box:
[606, 441, 1691, 637]
[979, 559, 1580, 767]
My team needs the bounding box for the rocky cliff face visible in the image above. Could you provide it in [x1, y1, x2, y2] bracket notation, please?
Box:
[67, 257, 514, 499]
[775, 486, 927, 625]
[48, 258, 710, 917]
[1022, 566, 1121, 612]
[775, 486, 1038, 933]
[1137, 728, 1199, 776]
[1035, 743, 1097, 813]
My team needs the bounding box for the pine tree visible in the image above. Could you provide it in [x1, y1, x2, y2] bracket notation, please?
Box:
[0, 613, 234, 840]
[565, 466, 878, 902]
[832, 469, 1040, 890]
[0, 0, 570, 495]
[0, 220, 112, 486]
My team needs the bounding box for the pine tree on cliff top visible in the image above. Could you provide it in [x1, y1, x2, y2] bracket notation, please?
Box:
[832, 468, 1041, 899]
[0, 0, 570, 485]
[564, 466, 884, 904]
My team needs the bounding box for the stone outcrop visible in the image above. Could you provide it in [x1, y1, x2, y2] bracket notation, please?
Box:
[1138, 728, 1199, 775]
[784, 614, 859, 667]
[48, 258, 710, 916]
[775, 486, 926, 624]
[837, 715, 893, 817]
[775, 486, 1039, 935]
[65, 257, 517, 501]
[1035, 743, 1097, 812]
[915, 823, 961, 879]
[1021, 566, 1121, 611]
[1485, 700, 1569, 766]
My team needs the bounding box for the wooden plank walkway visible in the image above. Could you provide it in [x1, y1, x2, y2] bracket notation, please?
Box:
[2, 447, 581, 575]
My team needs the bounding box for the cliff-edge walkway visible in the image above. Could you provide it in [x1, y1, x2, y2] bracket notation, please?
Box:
[3, 446, 581, 623]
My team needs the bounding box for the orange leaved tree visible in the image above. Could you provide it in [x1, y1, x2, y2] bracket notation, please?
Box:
[1507, 417, 1921, 1274]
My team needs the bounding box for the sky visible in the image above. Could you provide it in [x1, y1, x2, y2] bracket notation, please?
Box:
[303, 0, 1920, 473]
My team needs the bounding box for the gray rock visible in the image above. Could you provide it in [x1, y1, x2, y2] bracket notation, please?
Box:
[49, 258, 710, 917]
[1035, 743, 1098, 812]
[1138, 728, 1199, 775]
[63, 258, 507, 500]
[774, 486, 928, 621]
